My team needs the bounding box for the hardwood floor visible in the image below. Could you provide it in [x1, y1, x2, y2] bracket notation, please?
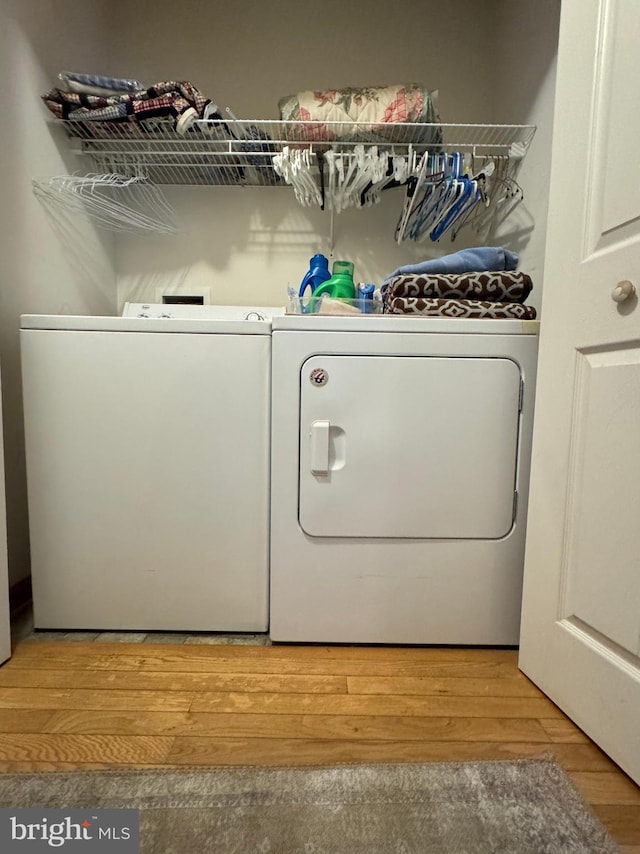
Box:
[0, 639, 638, 851]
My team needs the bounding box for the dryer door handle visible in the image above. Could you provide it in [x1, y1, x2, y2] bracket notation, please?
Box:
[310, 420, 330, 476]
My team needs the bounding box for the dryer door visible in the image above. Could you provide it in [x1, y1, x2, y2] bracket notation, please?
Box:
[299, 355, 522, 539]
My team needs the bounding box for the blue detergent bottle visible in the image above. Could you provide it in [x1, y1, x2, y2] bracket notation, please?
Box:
[299, 254, 331, 299]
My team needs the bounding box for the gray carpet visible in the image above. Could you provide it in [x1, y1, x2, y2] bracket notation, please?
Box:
[0, 759, 619, 853]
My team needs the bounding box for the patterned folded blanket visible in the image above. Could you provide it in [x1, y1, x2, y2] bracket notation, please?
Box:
[58, 71, 144, 97]
[42, 80, 220, 133]
[385, 297, 537, 319]
[278, 84, 441, 145]
[385, 271, 534, 303]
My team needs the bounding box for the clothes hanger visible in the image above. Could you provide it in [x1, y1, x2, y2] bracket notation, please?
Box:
[343, 146, 387, 210]
[428, 177, 476, 242]
[449, 158, 494, 241]
[394, 150, 433, 243]
[449, 155, 523, 241]
[426, 154, 487, 241]
[274, 147, 322, 206]
[407, 152, 454, 240]
[33, 173, 179, 234]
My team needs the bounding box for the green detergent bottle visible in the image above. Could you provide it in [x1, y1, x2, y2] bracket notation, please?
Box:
[311, 260, 356, 305]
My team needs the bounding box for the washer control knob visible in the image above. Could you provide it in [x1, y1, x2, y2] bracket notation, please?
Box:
[611, 280, 636, 302]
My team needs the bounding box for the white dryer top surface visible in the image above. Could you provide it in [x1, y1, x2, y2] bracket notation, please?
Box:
[273, 314, 540, 335]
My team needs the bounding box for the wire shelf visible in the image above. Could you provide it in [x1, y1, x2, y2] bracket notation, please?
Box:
[59, 118, 536, 187]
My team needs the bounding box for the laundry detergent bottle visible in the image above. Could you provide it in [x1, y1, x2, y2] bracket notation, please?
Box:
[311, 260, 356, 301]
[299, 253, 331, 298]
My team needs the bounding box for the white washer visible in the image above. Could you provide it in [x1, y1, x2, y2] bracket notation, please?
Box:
[21, 303, 284, 632]
[270, 314, 539, 645]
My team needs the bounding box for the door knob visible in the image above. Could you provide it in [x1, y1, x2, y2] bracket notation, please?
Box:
[611, 280, 636, 302]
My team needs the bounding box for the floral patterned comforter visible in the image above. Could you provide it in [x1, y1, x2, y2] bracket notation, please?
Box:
[278, 84, 441, 145]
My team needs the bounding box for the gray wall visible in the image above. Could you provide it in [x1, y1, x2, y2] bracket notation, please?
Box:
[0, 0, 118, 587]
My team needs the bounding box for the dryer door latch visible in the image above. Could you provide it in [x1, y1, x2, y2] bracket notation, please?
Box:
[310, 420, 331, 476]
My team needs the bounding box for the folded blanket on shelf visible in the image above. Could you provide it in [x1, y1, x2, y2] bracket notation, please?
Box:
[385, 271, 533, 303]
[58, 71, 144, 97]
[382, 247, 519, 287]
[385, 297, 537, 319]
[279, 83, 441, 145]
[42, 80, 221, 133]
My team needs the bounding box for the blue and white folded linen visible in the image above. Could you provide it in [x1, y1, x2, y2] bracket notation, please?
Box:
[59, 71, 145, 96]
[382, 247, 519, 288]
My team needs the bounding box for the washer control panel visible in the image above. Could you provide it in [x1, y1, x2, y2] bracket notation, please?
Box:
[122, 303, 286, 321]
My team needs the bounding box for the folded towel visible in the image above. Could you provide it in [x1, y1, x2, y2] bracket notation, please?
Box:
[385, 271, 533, 303]
[382, 247, 519, 287]
[385, 297, 537, 319]
[59, 71, 144, 97]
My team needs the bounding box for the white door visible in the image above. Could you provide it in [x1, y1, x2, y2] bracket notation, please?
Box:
[519, 0, 640, 784]
[299, 354, 521, 539]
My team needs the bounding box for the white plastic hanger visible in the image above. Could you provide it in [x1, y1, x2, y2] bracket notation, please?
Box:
[33, 173, 179, 234]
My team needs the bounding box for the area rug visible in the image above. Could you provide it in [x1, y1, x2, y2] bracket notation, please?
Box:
[0, 759, 619, 853]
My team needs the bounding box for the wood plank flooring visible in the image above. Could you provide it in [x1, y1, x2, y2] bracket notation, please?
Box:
[0, 640, 638, 851]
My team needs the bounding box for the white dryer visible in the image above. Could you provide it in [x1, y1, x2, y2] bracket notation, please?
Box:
[21, 302, 283, 632]
[270, 314, 539, 645]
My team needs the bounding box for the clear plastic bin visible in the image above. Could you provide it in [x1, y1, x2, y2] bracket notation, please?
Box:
[288, 293, 382, 315]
